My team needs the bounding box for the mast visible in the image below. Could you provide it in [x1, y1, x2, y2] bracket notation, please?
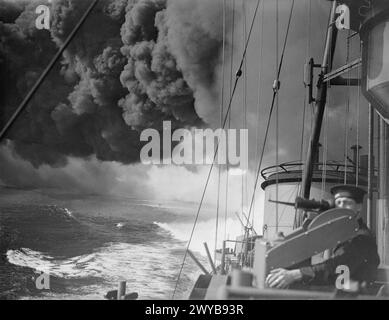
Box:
[299, 0, 338, 224]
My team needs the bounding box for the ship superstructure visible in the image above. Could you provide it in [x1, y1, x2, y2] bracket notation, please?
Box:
[187, 0, 389, 300]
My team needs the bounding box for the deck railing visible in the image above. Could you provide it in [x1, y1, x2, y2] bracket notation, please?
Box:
[260, 160, 371, 181]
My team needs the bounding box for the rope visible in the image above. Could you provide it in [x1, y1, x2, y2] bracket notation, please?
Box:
[343, 29, 352, 184]
[224, 0, 235, 242]
[254, 0, 265, 233]
[321, 106, 329, 198]
[172, 0, 262, 299]
[242, 0, 248, 233]
[356, 40, 362, 186]
[321, 1, 333, 199]
[275, 0, 280, 234]
[214, 0, 227, 263]
[245, 0, 295, 232]
[235, 0, 262, 82]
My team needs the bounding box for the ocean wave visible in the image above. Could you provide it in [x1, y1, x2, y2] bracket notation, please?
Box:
[6, 242, 198, 299]
[110, 220, 159, 233]
[1, 204, 79, 223]
[6, 248, 99, 279]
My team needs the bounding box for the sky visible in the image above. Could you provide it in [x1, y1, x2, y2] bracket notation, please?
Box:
[0, 0, 372, 220]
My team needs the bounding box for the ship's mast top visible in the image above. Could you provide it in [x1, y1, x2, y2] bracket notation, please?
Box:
[299, 0, 339, 224]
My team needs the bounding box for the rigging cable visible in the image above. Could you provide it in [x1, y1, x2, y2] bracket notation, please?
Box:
[321, 3, 334, 199]
[343, 29, 352, 184]
[295, 0, 311, 228]
[321, 82, 330, 198]
[356, 40, 362, 186]
[302, 0, 312, 162]
[224, 0, 235, 243]
[321, 103, 329, 198]
[0, 0, 100, 142]
[214, 0, 227, 263]
[275, 0, 280, 234]
[245, 0, 295, 233]
[172, 0, 262, 299]
[254, 0, 265, 239]
[242, 0, 248, 234]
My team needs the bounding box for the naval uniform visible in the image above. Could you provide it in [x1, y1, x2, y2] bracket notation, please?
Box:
[297, 218, 380, 287]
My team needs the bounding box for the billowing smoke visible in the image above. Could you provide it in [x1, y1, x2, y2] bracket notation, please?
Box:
[164, 0, 226, 125]
[0, 0, 231, 168]
[0, 0, 370, 198]
[0, 0, 25, 23]
[0, 143, 150, 196]
[118, 0, 233, 129]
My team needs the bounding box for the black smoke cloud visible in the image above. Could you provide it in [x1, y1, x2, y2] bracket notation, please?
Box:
[0, 0, 25, 23]
[0, 0, 230, 168]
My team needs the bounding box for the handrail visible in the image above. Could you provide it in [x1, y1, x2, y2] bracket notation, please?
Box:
[261, 161, 375, 180]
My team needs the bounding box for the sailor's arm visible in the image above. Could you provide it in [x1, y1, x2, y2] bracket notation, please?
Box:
[298, 235, 379, 285]
[267, 234, 379, 288]
[266, 247, 354, 288]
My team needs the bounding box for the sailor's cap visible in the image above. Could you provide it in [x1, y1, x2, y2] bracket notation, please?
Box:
[330, 184, 366, 204]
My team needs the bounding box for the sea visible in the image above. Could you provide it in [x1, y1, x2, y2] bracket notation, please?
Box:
[0, 186, 241, 300]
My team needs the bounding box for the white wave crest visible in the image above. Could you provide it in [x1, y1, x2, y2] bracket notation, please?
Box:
[7, 242, 198, 299]
[63, 208, 73, 217]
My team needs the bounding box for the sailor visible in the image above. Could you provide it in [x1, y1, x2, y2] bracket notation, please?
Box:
[266, 184, 380, 291]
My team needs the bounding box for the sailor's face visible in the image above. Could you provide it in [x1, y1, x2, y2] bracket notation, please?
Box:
[334, 197, 357, 211]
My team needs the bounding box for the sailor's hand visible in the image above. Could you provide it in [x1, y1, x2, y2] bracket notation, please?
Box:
[266, 268, 302, 289]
